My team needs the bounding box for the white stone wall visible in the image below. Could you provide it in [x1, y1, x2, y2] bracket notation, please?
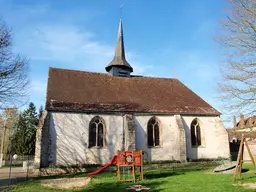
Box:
[49, 112, 124, 165]
[48, 112, 230, 166]
[182, 116, 230, 160]
[134, 115, 186, 162]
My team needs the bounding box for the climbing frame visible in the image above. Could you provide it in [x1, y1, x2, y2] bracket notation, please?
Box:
[116, 150, 143, 183]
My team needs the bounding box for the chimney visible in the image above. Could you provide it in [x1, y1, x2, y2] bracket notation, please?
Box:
[233, 116, 237, 129]
[239, 114, 245, 128]
[248, 117, 252, 127]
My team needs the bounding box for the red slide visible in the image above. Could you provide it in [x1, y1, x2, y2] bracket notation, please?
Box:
[88, 155, 117, 177]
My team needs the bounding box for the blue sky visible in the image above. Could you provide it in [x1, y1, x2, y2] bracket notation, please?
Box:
[0, 0, 231, 125]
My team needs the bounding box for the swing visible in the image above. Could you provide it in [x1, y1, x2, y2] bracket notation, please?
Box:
[233, 133, 256, 181]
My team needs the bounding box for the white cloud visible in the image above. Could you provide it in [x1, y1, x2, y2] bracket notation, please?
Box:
[13, 22, 153, 108]
[19, 25, 95, 62]
[16, 23, 153, 74]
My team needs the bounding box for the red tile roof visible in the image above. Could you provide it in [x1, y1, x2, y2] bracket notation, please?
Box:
[46, 67, 220, 115]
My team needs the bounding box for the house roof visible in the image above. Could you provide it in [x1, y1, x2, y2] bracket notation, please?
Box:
[236, 116, 256, 129]
[46, 67, 220, 115]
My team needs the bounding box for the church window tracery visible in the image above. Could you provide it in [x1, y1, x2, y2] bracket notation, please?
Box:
[191, 119, 201, 147]
[147, 117, 160, 147]
[89, 116, 105, 148]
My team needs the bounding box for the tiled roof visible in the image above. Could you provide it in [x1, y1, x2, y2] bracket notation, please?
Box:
[46, 67, 220, 115]
[236, 116, 256, 128]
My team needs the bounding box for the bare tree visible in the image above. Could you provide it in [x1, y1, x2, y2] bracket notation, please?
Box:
[217, 0, 256, 116]
[0, 107, 18, 166]
[0, 18, 29, 108]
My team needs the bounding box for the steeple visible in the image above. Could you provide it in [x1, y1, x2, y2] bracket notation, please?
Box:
[106, 19, 133, 77]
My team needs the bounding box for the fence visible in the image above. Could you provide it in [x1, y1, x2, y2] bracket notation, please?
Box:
[1, 154, 34, 167]
[0, 154, 35, 191]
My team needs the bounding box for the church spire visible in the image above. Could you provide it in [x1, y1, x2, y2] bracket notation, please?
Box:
[105, 19, 133, 76]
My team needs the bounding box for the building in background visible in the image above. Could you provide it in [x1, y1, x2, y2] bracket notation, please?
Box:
[226, 114, 256, 161]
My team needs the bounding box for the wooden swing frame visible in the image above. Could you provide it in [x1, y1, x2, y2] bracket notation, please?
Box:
[233, 132, 256, 181]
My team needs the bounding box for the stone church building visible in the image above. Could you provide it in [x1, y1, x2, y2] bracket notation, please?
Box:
[35, 20, 230, 168]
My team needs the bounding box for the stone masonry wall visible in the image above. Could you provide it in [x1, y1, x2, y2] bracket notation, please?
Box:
[50, 112, 123, 166]
[183, 116, 230, 160]
[124, 114, 136, 150]
[34, 110, 50, 168]
[175, 115, 187, 162]
[37, 112, 229, 167]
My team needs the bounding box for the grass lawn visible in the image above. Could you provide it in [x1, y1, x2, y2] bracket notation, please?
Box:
[0, 164, 23, 169]
[10, 164, 256, 192]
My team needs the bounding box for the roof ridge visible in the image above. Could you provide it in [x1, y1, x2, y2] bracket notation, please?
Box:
[49, 67, 181, 82]
[49, 67, 179, 80]
[49, 67, 111, 76]
[135, 75, 178, 80]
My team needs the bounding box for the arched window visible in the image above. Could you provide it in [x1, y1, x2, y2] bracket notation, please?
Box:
[147, 117, 160, 147]
[89, 116, 105, 148]
[191, 119, 201, 147]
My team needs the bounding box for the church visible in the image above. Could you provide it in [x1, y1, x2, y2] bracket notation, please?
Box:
[34, 19, 230, 168]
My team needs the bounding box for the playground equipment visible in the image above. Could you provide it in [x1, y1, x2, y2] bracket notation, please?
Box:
[213, 160, 236, 173]
[233, 133, 256, 181]
[87, 155, 117, 177]
[116, 150, 144, 182]
[88, 150, 144, 183]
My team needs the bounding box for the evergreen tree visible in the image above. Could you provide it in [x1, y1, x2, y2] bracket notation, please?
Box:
[38, 105, 44, 121]
[13, 102, 39, 156]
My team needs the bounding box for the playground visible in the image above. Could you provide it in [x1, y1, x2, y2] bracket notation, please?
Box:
[2, 147, 256, 191]
[7, 162, 256, 192]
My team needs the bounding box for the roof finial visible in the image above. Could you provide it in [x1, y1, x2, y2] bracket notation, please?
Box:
[120, 4, 123, 19]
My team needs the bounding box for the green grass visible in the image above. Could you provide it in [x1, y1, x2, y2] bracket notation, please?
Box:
[0, 164, 23, 169]
[10, 164, 256, 192]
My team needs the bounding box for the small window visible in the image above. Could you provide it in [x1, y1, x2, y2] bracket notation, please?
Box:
[147, 117, 160, 147]
[191, 119, 201, 147]
[89, 116, 105, 148]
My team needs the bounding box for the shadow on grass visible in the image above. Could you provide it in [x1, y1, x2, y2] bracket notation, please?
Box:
[144, 167, 206, 176]
[241, 168, 249, 173]
[33, 171, 86, 181]
[236, 173, 256, 181]
[81, 180, 165, 192]
[24, 167, 213, 191]
[143, 167, 207, 180]
[31, 167, 208, 183]
[144, 171, 184, 179]
[0, 177, 29, 191]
